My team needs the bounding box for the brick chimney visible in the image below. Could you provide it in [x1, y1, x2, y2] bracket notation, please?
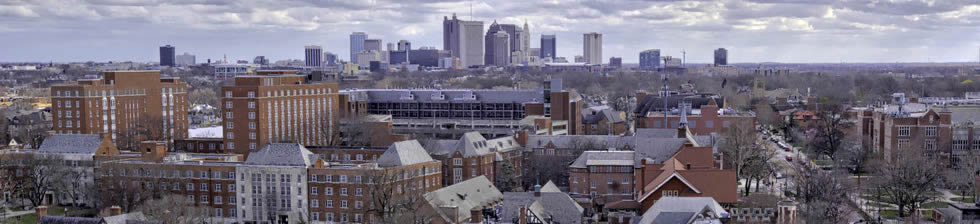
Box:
[470, 207, 483, 223]
[514, 130, 529, 146]
[36, 206, 48, 218]
[109, 205, 122, 216]
[518, 206, 528, 224]
[140, 141, 168, 162]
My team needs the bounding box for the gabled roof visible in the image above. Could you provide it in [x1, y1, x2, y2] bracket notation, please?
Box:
[540, 180, 561, 193]
[377, 140, 435, 167]
[38, 134, 104, 154]
[636, 197, 728, 224]
[583, 108, 625, 124]
[38, 216, 105, 224]
[244, 143, 315, 167]
[424, 176, 502, 223]
[501, 192, 584, 224]
[570, 151, 634, 168]
[639, 158, 702, 202]
[633, 138, 688, 164]
[452, 132, 494, 157]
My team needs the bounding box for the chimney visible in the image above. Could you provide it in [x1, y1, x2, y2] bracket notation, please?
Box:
[534, 184, 542, 197]
[514, 130, 529, 146]
[677, 126, 687, 139]
[140, 141, 168, 162]
[518, 206, 528, 224]
[470, 208, 483, 223]
[109, 205, 122, 216]
[36, 206, 48, 218]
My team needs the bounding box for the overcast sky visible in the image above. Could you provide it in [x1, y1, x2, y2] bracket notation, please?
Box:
[1, 0, 979, 63]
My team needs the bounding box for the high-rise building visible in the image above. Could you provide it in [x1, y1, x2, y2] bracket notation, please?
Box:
[350, 32, 367, 63]
[386, 43, 395, 51]
[305, 45, 322, 67]
[50, 71, 189, 150]
[323, 52, 337, 65]
[714, 48, 728, 66]
[253, 56, 269, 65]
[490, 31, 511, 66]
[397, 40, 411, 51]
[409, 48, 450, 67]
[640, 49, 661, 70]
[443, 14, 461, 58]
[609, 57, 622, 68]
[459, 20, 485, 68]
[221, 71, 341, 155]
[175, 52, 195, 66]
[583, 32, 602, 65]
[541, 35, 556, 59]
[485, 21, 519, 65]
[364, 39, 382, 53]
[519, 21, 531, 62]
[159, 45, 175, 67]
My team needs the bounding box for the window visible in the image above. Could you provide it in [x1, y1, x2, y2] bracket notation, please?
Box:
[248, 112, 255, 119]
[925, 139, 937, 151]
[225, 112, 233, 119]
[326, 200, 334, 208]
[225, 91, 232, 98]
[590, 180, 596, 189]
[247, 91, 255, 98]
[607, 178, 613, 184]
[898, 139, 910, 149]
[925, 127, 937, 137]
[225, 101, 232, 109]
[229, 184, 236, 192]
[215, 184, 222, 192]
[326, 187, 333, 195]
[898, 127, 911, 137]
[201, 195, 208, 203]
[249, 122, 256, 130]
[226, 122, 233, 129]
[248, 102, 255, 108]
[355, 188, 363, 196]
[200, 183, 208, 191]
[311, 187, 318, 195]
[453, 158, 462, 166]
[326, 213, 334, 222]
[341, 188, 348, 196]
[340, 200, 348, 209]
[623, 177, 630, 184]
[186, 183, 194, 191]
[312, 212, 320, 221]
[311, 199, 319, 208]
[215, 196, 223, 204]
[662, 190, 679, 197]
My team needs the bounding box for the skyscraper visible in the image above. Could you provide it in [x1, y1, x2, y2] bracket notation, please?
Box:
[640, 49, 661, 70]
[159, 45, 175, 67]
[609, 57, 622, 68]
[323, 52, 337, 65]
[714, 48, 728, 66]
[485, 21, 519, 65]
[541, 35, 556, 59]
[364, 39, 382, 53]
[397, 40, 411, 51]
[305, 45, 322, 67]
[443, 14, 461, 58]
[583, 32, 602, 65]
[520, 21, 531, 61]
[175, 52, 195, 66]
[491, 31, 511, 66]
[459, 20, 485, 68]
[350, 32, 367, 62]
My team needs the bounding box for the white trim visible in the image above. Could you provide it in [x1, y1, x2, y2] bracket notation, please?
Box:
[638, 172, 702, 202]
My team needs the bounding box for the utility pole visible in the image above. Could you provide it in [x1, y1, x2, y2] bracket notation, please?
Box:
[682, 50, 686, 67]
[662, 56, 670, 127]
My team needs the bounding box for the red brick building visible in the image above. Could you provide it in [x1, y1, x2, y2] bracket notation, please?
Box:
[220, 72, 341, 156]
[634, 97, 755, 135]
[51, 71, 189, 150]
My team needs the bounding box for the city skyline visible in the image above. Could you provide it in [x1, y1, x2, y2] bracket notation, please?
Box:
[0, 0, 979, 63]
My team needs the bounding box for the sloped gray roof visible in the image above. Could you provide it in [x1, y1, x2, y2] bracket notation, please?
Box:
[951, 110, 980, 124]
[378, 140, 435, 167]
[348, 89, 544, 104]
[635, 128, 679, 138]
[501, 192, 584, 224]
[526, 135, 635, 150]
[583, 109, 625, 124]
[245, 143, 315, 167]
[38, 134, 103, 154]
[453, 132, 494, 157]
[38, 216, 105, 224]
[651, 212, 696, 224]
[424, 176, 503, 223]
[570, 151, 635, 168]
[635, 95, 716, 116]
[422, 139, 459, 156]
[633, 138, 688, 164]
[636, 197, 727, 224]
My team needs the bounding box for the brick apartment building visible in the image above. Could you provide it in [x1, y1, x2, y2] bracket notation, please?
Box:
[583, 108, 627, 135]
[424, 132, 523, 186]
[567, 128, 736, 211]
[50, 70, 189, 149]
[852, 93, 973, 166]
[221, 71, 341, 156]
[95, 141, 241, 220]
[634, 95, 755, 135]
[307, 140, 442, 223]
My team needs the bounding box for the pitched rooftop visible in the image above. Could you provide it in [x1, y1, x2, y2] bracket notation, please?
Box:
[38, 134, 104, 154]
[244, 143, 315, 167]
[377, 140, 435, 167]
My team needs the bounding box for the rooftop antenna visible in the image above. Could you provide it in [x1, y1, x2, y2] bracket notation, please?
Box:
[682, 50, 686, 67]
[469, 0, 473, 20]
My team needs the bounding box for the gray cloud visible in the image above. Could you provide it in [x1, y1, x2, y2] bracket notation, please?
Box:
[0, 0, 978, 63]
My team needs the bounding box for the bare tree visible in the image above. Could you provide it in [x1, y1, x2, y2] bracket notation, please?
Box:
[187, 88, 218, 107]
[137, 194, 209, 224]
[52, 164, 89, 207]
[324, 116, 376, 147]
[1, 153, 65, 207]
[810, 105, 850, 161]
[363, 168, 433, 224]
[789, 164, 853, 223]
[720, 120, 773, 196]
[875, 148, 941, 218]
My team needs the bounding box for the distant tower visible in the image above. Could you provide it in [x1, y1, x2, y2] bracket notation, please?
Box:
[305, 45, 322, 67]
[350, 32, 368, 62]
[541, 35, 556, 59]
[583, 32, 602, 65]
[640, 49, 661, 70]
[714, 48, 728, 66]
[159, 45, 175, 67]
